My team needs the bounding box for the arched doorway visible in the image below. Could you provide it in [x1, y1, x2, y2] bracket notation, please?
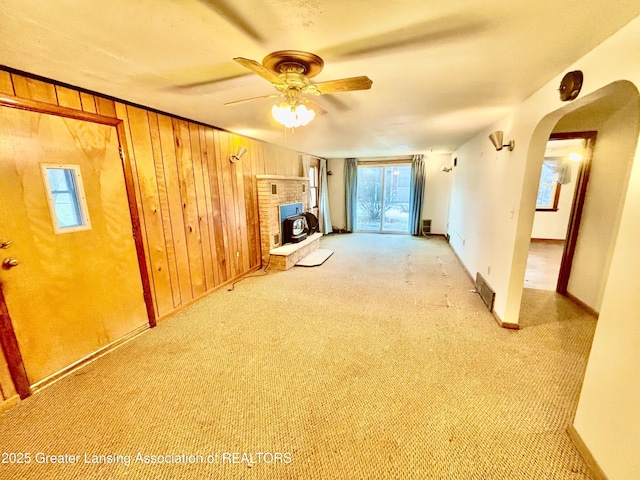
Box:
[515, 80, 640, 324]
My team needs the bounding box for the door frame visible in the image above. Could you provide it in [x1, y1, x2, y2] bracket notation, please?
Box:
[552, 131, 598, 294]
[0, 93, 156, 399]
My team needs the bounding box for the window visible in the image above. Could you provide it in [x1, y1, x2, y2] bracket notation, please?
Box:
[308, 165, 319, 210]
[536, 159, 561, 210]
[355, 164, 411, 232]
[41, 164, 91, 233]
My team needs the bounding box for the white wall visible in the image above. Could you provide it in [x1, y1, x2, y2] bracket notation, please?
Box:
[327, 154, 452, 234]
[555, 99, 637, 312]
[421, 153, 452, 235]
[573, 142, 640, 478]
[446, 15, 640, 479]
[447, 130, 522, 307]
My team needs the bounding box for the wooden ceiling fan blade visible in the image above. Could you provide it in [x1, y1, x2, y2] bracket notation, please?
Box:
[319, 16, 489, 59]
[319, 94, 350, 112]
[224, 93, 283, 106]
[302, 98, 328, 116]
[233, 57, 286, 86]
[311, 76, 373, 95]
[175, 72, 249, 90]
[198, 0, 265, 43]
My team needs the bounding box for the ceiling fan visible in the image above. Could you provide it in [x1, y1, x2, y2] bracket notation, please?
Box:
[225, 50, 373, 128]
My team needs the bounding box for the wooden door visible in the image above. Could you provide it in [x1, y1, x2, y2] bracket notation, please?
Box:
[0, 104, 149, 388]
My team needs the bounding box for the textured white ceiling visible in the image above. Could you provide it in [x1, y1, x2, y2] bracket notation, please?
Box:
[1, 1, 639, 157]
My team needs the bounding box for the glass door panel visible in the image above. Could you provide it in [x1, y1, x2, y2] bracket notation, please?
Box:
[355, 167, 383, 231]
[382, 166, 410, 232]
[355, 165, 411, 233]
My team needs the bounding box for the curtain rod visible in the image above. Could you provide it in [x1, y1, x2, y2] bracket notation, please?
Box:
[357, 155, 414, 162]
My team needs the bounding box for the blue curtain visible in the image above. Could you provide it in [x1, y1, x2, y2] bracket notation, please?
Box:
[344, 158, 358, 232]
[318, 159, 333, 234]
[409, 154, 425, 236]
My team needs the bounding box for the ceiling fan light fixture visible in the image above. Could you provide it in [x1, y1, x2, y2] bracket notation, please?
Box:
[230, 51, 371, 130]
[271, 102, 315, 128]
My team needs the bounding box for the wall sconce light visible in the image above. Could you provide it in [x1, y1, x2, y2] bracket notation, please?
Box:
[439, 165, 453, 173]
[230, 146, 248, 163]
[488, 131, 515, 151]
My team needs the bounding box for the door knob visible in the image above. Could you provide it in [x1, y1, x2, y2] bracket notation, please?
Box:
[2, 258, 19, 269]
[0, 240, 11, 249]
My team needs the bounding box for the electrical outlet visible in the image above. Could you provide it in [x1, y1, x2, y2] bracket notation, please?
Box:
[487, 266, 491, 275]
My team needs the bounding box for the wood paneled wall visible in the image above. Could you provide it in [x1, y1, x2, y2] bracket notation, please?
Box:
[0, 68, 303, 321]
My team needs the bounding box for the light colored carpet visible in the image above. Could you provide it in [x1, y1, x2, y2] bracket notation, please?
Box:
[296, 248, 334, 267]
[0, 234, 596, 479]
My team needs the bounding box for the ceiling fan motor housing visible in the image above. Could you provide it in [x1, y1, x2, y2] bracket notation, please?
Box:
[262, 50, 325, 78]
[276, 64, 310, 90]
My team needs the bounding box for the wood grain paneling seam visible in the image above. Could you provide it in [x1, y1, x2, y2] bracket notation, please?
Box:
[147, 112, 181, 309]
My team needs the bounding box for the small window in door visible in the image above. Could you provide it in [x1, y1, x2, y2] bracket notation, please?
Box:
[41, 164, 92, 234]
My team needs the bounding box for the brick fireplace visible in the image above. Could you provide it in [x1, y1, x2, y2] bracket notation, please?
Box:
[256, 175, 309, 265]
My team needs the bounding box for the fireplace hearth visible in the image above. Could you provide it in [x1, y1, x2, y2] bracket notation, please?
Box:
[256, 175, 310, 265]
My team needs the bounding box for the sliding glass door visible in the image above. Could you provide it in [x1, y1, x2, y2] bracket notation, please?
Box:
[356, 165, 411, 233]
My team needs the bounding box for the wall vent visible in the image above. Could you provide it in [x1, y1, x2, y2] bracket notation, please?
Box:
[422, 219, 431, 235]
[273, 233, 280, 246]
[475, 273, 495, 312]
[271, 183, 278, 195]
